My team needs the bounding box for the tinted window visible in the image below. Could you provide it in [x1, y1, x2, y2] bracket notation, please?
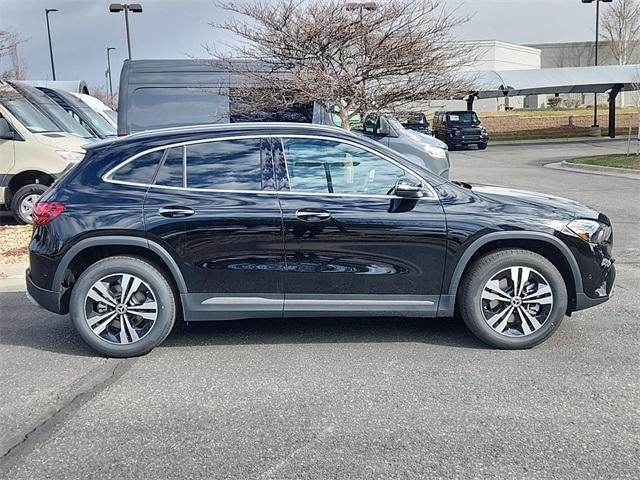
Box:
[186, 139, 264, 190]
[129, 87, 230, 132]
[282, 138, 408, 196]
[154, 147, 184, 188]
[446, 112, 478, 124]
[112, 150, 163, 184]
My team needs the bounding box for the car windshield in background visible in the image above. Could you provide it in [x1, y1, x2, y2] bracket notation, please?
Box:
[65, 94, 116, 137]
[447, 112, 479, 125]
[4, 98, 62, 133]
[105, 110, 117, 122]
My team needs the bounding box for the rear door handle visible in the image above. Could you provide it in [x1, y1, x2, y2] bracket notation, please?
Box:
[158, 206, 195, 218]
[296, 209, 332, 222]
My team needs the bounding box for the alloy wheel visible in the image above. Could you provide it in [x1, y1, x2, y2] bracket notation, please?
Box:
[20, 194, 41, 223]
[480, 266, 553, 337]
[84, 273, 158, 345]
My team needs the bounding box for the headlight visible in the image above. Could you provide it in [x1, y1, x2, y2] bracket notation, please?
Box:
[423, 145, 447, 159]
[56, 150, 85, 162]
[565, 219, 612, 244]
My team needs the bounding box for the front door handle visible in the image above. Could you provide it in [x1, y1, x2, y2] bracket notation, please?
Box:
[158, 206, 195, 218]
[296, 209, 332, 222]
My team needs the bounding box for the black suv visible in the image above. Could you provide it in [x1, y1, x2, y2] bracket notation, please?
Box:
[27, 123, 614, 357]
[433, 111, 488, 150]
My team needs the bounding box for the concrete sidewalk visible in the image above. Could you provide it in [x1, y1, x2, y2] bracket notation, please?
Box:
[0, 263, 27, 292]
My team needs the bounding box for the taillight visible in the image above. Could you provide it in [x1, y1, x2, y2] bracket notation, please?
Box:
[32, 202, 65, 225]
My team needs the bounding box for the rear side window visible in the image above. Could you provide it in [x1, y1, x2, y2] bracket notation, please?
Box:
[186, 139, 266, 191]
[111, 150, 163, 184]
[154, 146, 184, 188]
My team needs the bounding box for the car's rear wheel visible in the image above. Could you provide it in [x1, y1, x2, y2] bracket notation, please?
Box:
[459, 249, 567, 349]
[11, 183, 49, 224]
[69, 256, 176, 357]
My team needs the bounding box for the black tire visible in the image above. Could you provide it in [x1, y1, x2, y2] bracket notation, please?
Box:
[478, 143, 488, 150]
[69, 256, 176, 357]
[458, 249, 567, 349]
[11, 183, 49, 224]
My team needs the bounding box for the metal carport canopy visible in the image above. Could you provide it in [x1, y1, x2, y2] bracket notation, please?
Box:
[469, 64, 640, 98]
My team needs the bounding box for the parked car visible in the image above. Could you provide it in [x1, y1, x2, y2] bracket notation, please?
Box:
[396, 112, 432, 135]
[433, 110, 488, 150]
[0, 85, 86, 224]
[36, 86, 116, 139]
[26, 123, 615, 357]
[116, 59, 450, 178]
[70, 92, 118, 129]
[355, 114, 449, 178]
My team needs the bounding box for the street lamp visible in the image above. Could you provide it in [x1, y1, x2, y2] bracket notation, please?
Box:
[109, 3, 143, 60]
[581, 0, 613, 129]
[106, 47, 116, 97]
[45, 8, 59, 80]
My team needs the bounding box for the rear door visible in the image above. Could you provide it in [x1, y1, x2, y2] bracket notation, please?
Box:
[274, 136, 447, 318]
[142, 136, 285, 320]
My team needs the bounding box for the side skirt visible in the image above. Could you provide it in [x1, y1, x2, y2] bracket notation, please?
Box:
[181, 294, 441, 321]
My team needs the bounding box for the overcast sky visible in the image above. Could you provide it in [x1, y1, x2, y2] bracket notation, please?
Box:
[1, 0, 603, 90]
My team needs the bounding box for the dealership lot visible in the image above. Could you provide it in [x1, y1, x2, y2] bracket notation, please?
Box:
[1, 139, 639, 479]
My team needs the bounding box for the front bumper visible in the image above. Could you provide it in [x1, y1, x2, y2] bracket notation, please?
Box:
[573, 255, 616, 312]
[447, 135, 488, 146]
[26, 269, 67, 315]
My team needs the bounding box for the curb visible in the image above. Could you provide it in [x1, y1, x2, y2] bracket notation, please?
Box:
[0, 263, 27, 292]
[492, 136, 628, 146]
[544, 161, 640, 180]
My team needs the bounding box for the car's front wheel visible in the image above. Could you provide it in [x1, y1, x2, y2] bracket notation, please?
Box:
[69, 256, 176, 357]
[459, 249, 567, 349]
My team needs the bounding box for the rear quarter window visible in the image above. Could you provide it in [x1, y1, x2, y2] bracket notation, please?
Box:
[110, 150, 163, 184]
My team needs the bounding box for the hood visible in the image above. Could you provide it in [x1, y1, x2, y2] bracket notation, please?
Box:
[400, 128, 448, 149]
[468, 184, 600, 221]
[33, 132, 87, 152]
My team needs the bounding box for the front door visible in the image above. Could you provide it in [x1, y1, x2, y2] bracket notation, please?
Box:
[143, 137, 285, 320]
[274, 136, 447, 317]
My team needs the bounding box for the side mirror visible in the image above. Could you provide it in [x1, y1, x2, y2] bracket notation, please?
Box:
[394, 177, 424, 198]
[0, 118, 15, 140]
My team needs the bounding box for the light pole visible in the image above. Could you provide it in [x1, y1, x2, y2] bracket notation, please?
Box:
[106, 47, 116, 97]
[109, 3, 143, 60]
[45, 8, 59, 80]
[581, 0, 613, 128]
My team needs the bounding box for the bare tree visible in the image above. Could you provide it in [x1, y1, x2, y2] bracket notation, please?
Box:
[207, 0, 476, 129]
[601, 0, 640, 65]
[0, 30, 24, 80]
[89, 86, 118, 110]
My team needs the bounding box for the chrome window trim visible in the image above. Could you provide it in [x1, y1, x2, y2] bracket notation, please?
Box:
[102, 133, 438, 200]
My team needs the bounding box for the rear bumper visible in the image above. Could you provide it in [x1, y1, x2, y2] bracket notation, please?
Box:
[26, 269, 66, 315]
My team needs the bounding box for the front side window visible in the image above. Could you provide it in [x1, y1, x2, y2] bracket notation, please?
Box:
[281, 138, 409, 196]
[186, 138, 265, 191]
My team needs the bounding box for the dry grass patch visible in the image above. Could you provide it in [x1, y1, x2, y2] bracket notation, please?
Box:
[0, 225, 33, 264]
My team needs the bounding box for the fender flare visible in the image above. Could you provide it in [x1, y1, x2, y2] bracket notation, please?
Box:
[446, 231, 584, 296]
[53, 235, 188, 293]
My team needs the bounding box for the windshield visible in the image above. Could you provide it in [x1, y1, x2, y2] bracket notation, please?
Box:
[3, 97, 62, 133]
[66, 95, 116, 137]
[387, 118, 406, 131]
[10, 82, 94, 138]
[446, 112, 479, 125]
[104, 110, 117, 122]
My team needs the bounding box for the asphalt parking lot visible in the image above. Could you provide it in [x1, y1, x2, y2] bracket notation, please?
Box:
[1, 139, 639, 479]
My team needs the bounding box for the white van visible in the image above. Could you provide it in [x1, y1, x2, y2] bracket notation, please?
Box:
[0, 93, 86, 224]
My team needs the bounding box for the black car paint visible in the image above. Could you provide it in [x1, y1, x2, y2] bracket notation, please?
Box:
[27, 124, 614, 321]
